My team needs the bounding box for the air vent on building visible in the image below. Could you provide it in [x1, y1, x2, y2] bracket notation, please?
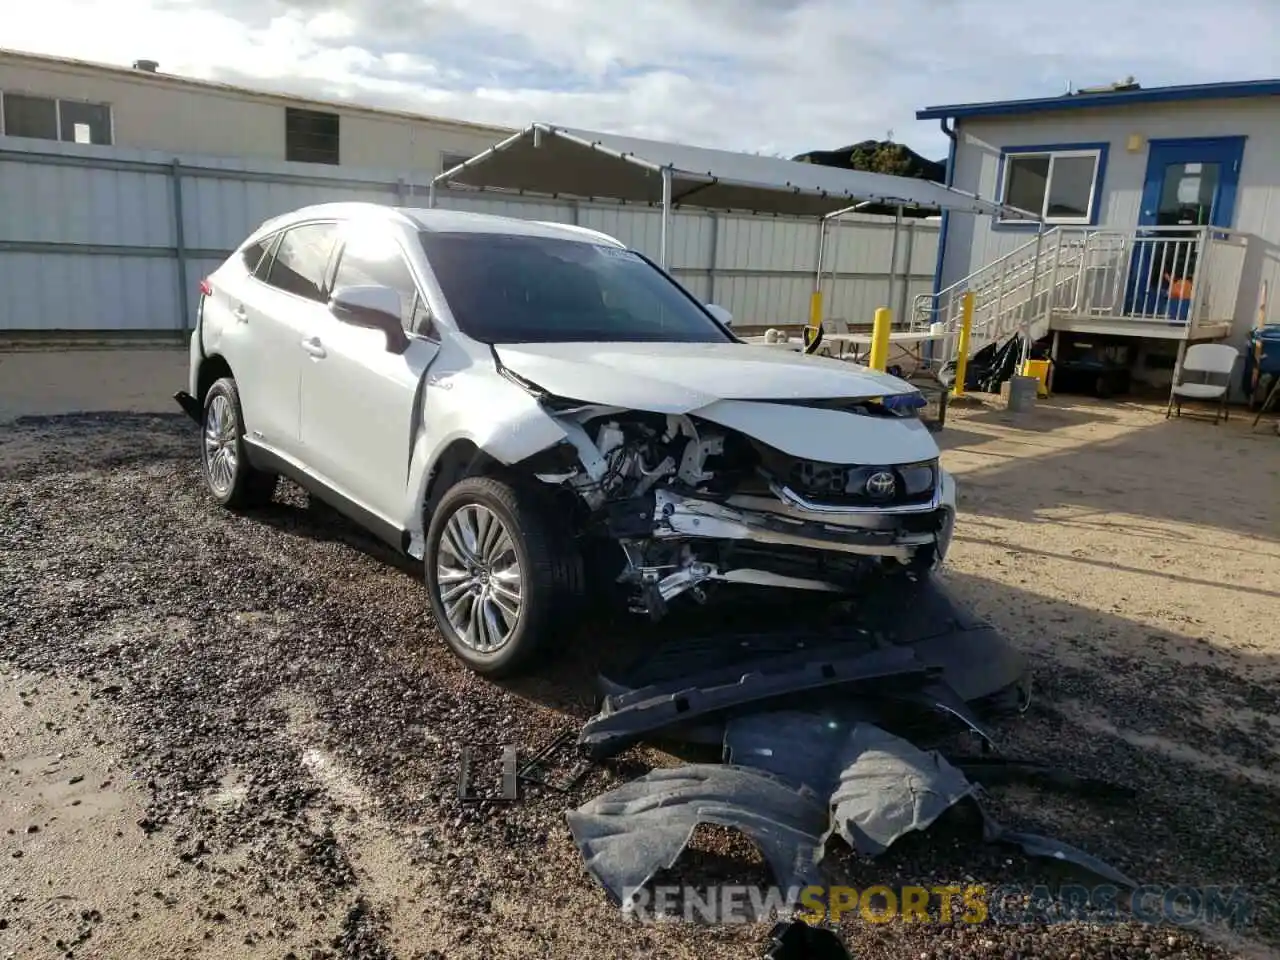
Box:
[133, 59, 160, 73]
[1073, 76, 1140, 95]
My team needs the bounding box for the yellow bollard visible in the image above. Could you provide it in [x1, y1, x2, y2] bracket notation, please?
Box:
[868, 307, 892, 372]
[952, 291, 975, 397]
[807, 290, 823, 341]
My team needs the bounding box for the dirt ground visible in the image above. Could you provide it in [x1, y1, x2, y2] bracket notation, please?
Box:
[1, 347, 1278, 960]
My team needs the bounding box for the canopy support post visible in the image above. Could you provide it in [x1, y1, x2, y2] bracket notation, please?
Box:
[659, 167, 673, 269]
[810, 218, 828, 333]
[888, 206, 903, 328]
[428, 180, 437, 209]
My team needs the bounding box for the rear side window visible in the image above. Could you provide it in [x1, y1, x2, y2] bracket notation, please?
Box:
[331, 227, 422, 331]
[262, 223, 337, 302]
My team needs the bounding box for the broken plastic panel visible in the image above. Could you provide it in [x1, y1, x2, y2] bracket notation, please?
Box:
[578, 644, 934, 760]
[598, 576, 1031, 707]
[567, 722, 1137, 909]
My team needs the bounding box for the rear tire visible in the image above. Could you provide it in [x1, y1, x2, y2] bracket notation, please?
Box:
[424, 476, 582, 677]
[200, 377, 279, 510]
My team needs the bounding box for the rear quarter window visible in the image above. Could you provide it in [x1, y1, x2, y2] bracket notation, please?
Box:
[241, 235, 274, 275]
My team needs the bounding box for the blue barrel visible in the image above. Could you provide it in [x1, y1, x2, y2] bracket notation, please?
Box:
[1242, 324, 1280, 401]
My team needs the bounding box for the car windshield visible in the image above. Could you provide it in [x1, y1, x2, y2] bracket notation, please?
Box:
[418, 231, 733, 344]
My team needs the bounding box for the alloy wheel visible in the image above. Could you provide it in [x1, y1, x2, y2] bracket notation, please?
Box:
[435, 504, 523, 653]
[203, 393, 238, 496]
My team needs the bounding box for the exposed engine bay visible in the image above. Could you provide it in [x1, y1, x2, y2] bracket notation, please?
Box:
[522, 399, 956, 619]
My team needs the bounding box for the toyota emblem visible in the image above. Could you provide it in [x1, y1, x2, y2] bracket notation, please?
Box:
[865, 471, 897, 498]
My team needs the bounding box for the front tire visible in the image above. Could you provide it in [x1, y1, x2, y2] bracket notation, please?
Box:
[201, 377, 278, 510]
[424, 476, 582, 677]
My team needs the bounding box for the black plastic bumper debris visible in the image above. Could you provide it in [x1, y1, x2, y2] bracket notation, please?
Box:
[578, 645, 935, 760]
[764, 919, 853, 960]
[567, 763, 829, 903]
[568, 721, 1137, 910]
[599, 576, 1030, 707]
[174, 390, 201, 423]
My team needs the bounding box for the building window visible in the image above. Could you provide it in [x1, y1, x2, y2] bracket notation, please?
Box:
[59, 100, 112, 144]
[440, 151, 472, 173]
[0, 93, 112, 144]
[285, 107, 340, 165]
[999, 146, 1105, 224]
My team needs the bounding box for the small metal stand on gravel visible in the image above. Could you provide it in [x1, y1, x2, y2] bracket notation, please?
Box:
[456, 733, 594, 802]
[517, 731, 594, 794]
[457, 744, 520, 802]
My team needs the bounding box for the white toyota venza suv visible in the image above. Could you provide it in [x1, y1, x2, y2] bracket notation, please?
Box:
[177, 202, 956, 676]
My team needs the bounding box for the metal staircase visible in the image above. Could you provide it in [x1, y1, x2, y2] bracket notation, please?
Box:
[912, 227, 1082, 364]
[911, 225, 1248, 373]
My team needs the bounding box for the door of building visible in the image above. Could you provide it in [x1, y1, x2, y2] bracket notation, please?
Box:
[1126, 136, 1246, 320]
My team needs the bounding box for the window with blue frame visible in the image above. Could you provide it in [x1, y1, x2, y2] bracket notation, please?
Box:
[999, 147, 1104, 224]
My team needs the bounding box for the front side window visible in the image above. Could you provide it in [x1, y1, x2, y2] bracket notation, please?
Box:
[331, 227, 422, 332]
[417, 232, 732, 344]
[261, 223, 337, 301]
[1000, 149, 1101, 223]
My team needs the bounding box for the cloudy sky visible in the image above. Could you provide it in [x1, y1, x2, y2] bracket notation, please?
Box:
[7, 0, 1279, 159]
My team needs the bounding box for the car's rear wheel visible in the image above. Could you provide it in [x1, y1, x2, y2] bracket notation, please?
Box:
[201, 377, 278, 509]
[424, 476, 582, 677]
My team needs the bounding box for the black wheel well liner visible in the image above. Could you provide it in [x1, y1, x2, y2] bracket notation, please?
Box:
[421, 440, 590, 537]
[422, 439, 501, 523]
[196, 354, 234, 406]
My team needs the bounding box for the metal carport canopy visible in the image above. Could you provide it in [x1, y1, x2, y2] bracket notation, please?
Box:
[430, 122, 1027, 220]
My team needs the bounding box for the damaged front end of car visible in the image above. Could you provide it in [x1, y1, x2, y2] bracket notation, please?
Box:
[500, 365, 956, 620]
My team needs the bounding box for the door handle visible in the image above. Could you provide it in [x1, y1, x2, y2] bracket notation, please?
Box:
[301, 336, 327, 359]
[232, 305, 248, 323]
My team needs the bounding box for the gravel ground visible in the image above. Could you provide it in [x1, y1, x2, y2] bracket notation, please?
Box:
[1, 349, 1278, 959]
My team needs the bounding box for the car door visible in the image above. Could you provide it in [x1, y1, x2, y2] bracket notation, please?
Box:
[237, 221, 340, 458]
[299, 223, 441, 524]
[209, 231, 290, 447]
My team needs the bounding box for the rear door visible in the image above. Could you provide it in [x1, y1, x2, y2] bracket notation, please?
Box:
[299, 224, 440, 522]
[204, 232, 280, 440]
[237, 221, 340, 456]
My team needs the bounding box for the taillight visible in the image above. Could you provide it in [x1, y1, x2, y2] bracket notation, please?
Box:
[199, 278, 213, 297]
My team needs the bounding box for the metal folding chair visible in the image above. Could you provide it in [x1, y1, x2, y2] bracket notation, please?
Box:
[1166, 343, 1239, 425]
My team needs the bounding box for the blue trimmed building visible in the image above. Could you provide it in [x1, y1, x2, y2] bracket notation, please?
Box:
[914, 79, 1280, 396]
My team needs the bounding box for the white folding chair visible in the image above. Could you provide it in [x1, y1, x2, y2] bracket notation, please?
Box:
[1166, 343, 1239, 425]
[821, 317, 851, 359]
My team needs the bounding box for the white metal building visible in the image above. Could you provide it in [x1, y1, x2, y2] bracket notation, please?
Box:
[0, 47, 510, 174]
[915, 78, 1280, 392]
[0, 47, 943, 336]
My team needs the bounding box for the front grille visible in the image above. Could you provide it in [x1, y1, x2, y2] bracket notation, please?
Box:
[781, 458, 938, 508]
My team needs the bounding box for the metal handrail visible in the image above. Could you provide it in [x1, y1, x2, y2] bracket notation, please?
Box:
[914, 223, 1249, 371]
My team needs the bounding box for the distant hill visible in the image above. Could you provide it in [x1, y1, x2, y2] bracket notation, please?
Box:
[793, 140, 946, 217]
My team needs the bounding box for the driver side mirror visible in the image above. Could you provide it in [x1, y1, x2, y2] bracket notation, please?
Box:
[329, 284, 409, 354]
[705, 303, 733, 327]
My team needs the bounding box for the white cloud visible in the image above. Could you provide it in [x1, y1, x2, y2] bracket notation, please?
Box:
[5, 0, 1279, 158]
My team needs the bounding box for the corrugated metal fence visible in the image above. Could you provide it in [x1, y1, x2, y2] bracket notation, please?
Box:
[0, 136, 939, 333]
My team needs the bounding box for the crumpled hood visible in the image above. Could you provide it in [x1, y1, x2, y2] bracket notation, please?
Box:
[494, 341, 914, 414]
